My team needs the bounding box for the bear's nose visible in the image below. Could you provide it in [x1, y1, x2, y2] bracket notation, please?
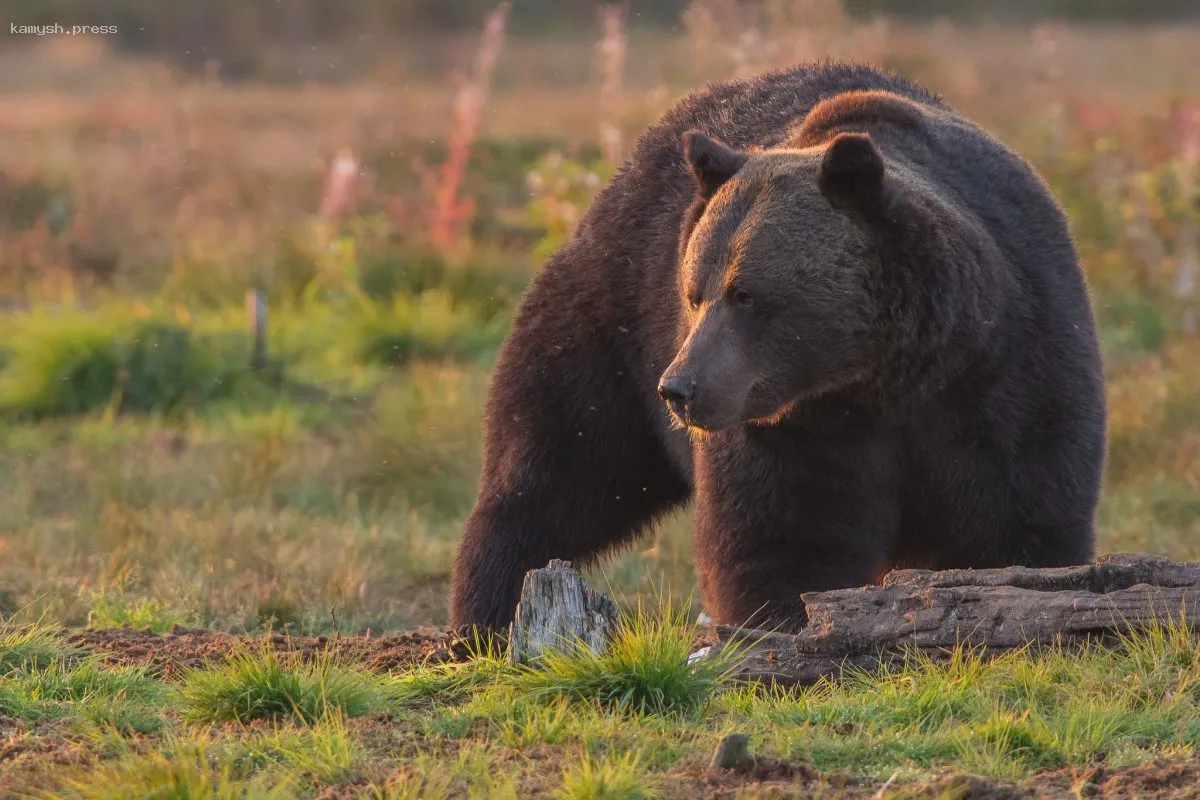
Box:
[657, 376, 696, 417]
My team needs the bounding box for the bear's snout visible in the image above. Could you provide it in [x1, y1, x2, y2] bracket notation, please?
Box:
[657, 375, 696, 421]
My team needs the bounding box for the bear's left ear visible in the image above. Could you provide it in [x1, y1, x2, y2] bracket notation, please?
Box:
[682, 130, 748, 200]
[818, 132, 887, 209]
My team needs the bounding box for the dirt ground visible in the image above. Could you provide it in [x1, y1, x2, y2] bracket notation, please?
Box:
[33, 627, 1200, 799]
[61, 625, 459, 676]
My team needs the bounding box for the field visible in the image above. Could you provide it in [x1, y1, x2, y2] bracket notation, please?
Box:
[2, 5, 1200, 797]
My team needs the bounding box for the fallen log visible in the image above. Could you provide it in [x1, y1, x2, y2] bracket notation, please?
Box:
[701, 553, 1200, 686]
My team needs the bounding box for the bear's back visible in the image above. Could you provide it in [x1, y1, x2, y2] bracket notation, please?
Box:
[575, 63, 949, 287]
[645, 62, 945, 160]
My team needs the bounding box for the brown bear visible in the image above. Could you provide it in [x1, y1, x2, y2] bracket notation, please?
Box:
[449, 61, 1107, 634]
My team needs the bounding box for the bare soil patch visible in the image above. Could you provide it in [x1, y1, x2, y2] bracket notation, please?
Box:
[1022, 759, 1200, 799]
[62, 625, 456, 676]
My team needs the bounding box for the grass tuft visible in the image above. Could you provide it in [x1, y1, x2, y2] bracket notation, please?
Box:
[87, 574, 199, 634]
[1, 655, 164, 731]
[389, 650, 507, 707]
[360, 741, 520, 799]
[508, 599, 739, 717]
[45, 740, 294, 800]
[16, 657, 161, 704]
[225, 711, 364, 786]
[0, 618, 83, 674]
[177, 645, 387, 726]
[556, 750, 656, 800]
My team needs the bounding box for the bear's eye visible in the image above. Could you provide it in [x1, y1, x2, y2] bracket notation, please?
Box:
[729, 287, 754, 308]
[687, 295, 701, 311]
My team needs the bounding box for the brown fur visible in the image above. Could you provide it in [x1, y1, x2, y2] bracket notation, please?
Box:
[788, 89, 932, 146]
[449, 63, 1105, 636]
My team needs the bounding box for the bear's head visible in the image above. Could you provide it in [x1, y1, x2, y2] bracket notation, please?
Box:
[658, 129, 897, 432]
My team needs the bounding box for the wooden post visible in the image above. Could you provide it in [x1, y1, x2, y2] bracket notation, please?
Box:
[246, 289, 267, 371]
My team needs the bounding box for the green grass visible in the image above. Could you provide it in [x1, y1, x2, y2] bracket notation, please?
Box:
[0, 650, 165, 735]
[0, 309, 258, 420]
[0, 618, 84, 674]
[506, 599, 741, 717]
[556, 750, 656, 800]
[176, 646, 391, 726]
[712, 623, 1200, 781]
[10, 657, 161, 706]
[415, 618, 1200, 782]
[360, 741, 522, 799]
[7, 607, 1200, 798]
[388, 651, 507, 707]
[222, 713, 366, 785]
[46, 740, 296, 800]
[86, 568, 201, 633]
[40, 718, 367, 799]
[354, 289, 510, 367]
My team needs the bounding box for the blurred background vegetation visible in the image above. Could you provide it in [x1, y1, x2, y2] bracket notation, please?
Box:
[1, 0, 1198, 636]
[6, 0, 1199, 79]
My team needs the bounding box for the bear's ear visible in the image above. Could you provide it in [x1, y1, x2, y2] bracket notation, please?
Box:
[682, 130, 748, 200]
[818, 132, 887, 208]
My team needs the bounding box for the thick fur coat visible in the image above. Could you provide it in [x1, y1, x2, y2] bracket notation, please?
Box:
[449, 62, 1107, 633]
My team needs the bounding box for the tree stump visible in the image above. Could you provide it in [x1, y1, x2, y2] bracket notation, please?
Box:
[697, 553, 1200, 687]
[507, 559, 619, 665]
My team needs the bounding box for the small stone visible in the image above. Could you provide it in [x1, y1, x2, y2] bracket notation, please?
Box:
[710, 733, 751, 770]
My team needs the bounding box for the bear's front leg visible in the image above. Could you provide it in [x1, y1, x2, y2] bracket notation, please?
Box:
[691, 425, 900, 633]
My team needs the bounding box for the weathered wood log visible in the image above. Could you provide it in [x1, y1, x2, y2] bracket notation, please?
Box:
[507, 559, 619, 665]
[700, 553, 1200, 687]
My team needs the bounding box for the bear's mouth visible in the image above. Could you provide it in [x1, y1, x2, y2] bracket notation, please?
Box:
[669, 405, 725, 435]
[665, 404, 708, 432]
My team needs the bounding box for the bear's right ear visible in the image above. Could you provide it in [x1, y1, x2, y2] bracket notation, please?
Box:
[818, 132, 888, 210]
[682, 130, 748, 200]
